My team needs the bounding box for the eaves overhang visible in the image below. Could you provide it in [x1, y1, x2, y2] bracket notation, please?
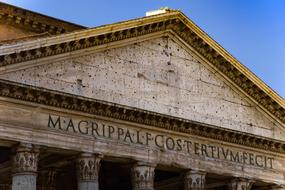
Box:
[0, 10, 284, 125]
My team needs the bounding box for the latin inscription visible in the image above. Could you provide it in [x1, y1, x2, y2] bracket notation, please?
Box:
[48, 114, 274, 169]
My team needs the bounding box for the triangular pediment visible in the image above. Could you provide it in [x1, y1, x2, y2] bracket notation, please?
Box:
[0, 10, 284, 140]
[0, 34, 284, 141]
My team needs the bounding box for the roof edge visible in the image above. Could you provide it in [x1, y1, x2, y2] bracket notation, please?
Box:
[176, 11, 285, 108]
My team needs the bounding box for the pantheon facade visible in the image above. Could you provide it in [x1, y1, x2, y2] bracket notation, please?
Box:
[0, 2, 285, 190]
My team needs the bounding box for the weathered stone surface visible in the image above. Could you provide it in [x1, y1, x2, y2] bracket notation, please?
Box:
[0, 37, 282, 140]
[12, 174, 37, 190]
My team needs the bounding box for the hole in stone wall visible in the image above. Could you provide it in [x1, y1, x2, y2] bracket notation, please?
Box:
[76, 79, 82, 85]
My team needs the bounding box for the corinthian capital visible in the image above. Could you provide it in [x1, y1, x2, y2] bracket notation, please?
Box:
[12, 143, 40, 174]
[184, 170, 206, 190]
[76, 153, 103, 181]
[131, 162, 156, 190]
[228, 178, 254, 190]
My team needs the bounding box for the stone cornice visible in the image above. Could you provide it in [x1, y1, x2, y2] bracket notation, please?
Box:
[0, 2, 85, 35]
[0, 11, 284, 125]
[0, 79, 285, 155]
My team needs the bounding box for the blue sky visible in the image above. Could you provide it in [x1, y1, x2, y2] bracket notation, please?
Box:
[2, 0, 285, 98]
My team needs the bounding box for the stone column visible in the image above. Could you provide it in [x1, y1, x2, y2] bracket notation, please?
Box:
[37, 168, 57, 190]
[183, 170, 206, 190]
[12, 143, 39, 190]
[228, 178, 254, 190]
[131, 162, 156, 190]
[76, 153, 102, 190]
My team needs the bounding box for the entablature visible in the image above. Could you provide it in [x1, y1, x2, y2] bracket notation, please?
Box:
[0, 79, 284, 155]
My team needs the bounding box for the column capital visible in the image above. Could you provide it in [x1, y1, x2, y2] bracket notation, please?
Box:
[12, 143, 40, 174]
[131, 161, 156, 190]
[76, 153, 103, 181]
[184, 170, 206, 190]
[228, 178, 254, 190]
[12, 143, 40, 190]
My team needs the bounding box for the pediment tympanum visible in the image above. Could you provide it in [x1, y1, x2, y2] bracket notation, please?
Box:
[0, 36, 283, 141]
